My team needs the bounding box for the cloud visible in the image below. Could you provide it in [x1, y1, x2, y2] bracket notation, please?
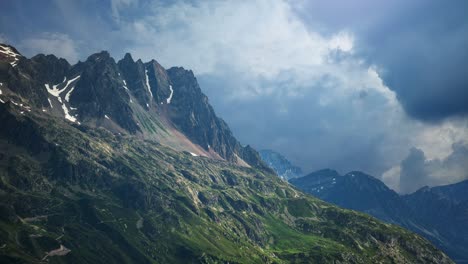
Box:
[0, 34, 7, 43]
[120, 1, 355, 80]
[111, 0, 138, 23]
[18, 32, 79, 63]
[397, 143, 468, 194]
[299, 0, 468, 122]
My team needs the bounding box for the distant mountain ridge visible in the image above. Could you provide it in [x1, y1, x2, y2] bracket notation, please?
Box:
[259, 149, 303, 180]
[290, 169, 468, 263]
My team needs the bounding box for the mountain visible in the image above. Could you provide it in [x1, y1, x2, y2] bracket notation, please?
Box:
[290, 170, 468, 263]
[0, 43, 453, 263]
[259, 150, 303, 180]
[0, 44, 265, 169]
[403, 181, 468, 263]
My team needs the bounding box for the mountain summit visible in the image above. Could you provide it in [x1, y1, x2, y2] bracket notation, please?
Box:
[0, 43, 453, 263]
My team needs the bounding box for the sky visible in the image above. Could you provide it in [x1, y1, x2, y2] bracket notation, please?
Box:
[1, 0, 467, 193]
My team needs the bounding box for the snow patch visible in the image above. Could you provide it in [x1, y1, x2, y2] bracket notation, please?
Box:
[45, 75, 80, 102]
[45, 84, 63, 103]
[0, 99, 4, 104]
[0, 89, 2, 95]
[122, 80, 129, 90]
[63, 75, 80, 102]
[166, 85, 174, 104]
[62, 104, 76, 122]
[104, 115, 110, 120]
[144, 69, 153, 97]
[65, 85, 75, 102]
[46, 76, 81, 122]
[190, 152, 199, 157]
[146, 103, 149, 108]
[0, 45, 21, 67]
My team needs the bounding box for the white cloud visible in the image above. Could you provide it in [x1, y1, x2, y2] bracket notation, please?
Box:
[121, 1, 354, 79]
[18, 32, 79, 63]
[0, 33, 8, 43]
[329, 31, 354, 53]
[382, 165, 401, 191]
[111, 0, 138, 22]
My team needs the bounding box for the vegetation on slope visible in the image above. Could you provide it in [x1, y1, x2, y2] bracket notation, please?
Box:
[0, 103, 452, 263]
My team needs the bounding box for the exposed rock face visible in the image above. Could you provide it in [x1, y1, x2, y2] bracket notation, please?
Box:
[117, 53, 152, 108]
[166, 67, 238, 159]
[0, 50, 70, 108]
[166, 67, 269, 169]
[69, 51, 139, 132]
[145, 59, 172, 104]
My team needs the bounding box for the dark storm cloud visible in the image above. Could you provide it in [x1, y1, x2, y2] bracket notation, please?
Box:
[367, 1, 468, 121]
[300, 0, 468, 121]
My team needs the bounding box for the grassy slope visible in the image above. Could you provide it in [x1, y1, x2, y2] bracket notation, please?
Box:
[0, 105, 452, 263]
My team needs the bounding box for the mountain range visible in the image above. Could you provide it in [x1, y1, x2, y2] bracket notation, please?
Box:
[0, 43, 453, 263]
[290, 169, 468, 263]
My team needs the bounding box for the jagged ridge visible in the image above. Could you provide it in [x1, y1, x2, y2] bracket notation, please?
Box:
[0, 43, 266, 169]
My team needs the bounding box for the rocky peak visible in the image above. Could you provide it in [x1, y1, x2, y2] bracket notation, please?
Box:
[87, 50, 112, 62]
[0, 46, 68, 109]
[166, 67, 268, 168]
[167, 67, 236, 156]
[145, 59, 172, 104]
[117, 56, 152, 108]
[0, 43, 23, 67]
[0, 44, 267, 169]
[29, 54, 71, 84]
[69, 51, 139, 132]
